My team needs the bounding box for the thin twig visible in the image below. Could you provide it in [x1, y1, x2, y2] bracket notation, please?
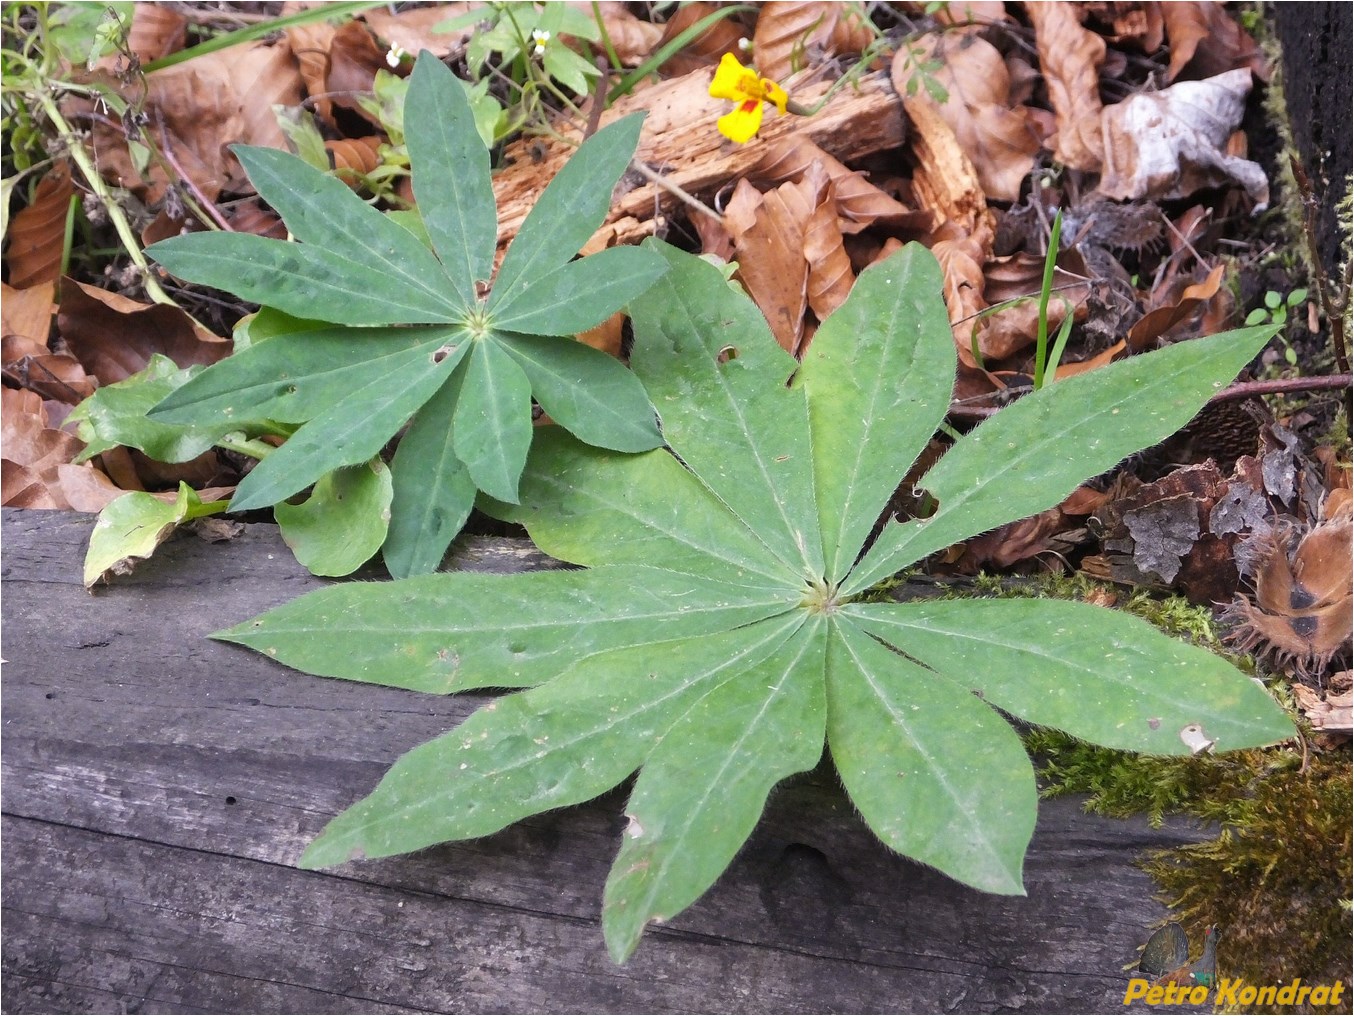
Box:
[628, 160, 723, 224]
[944, 373, 1353, 422]
[1203, 373, 1352, 404]
[156, 114, 233, 231]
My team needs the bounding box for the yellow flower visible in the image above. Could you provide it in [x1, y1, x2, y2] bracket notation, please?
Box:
[709, 52, 788, 144]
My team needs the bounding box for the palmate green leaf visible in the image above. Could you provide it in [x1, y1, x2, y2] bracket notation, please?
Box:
[138, 50, 663, 576]
[227, 241, 1294, 962]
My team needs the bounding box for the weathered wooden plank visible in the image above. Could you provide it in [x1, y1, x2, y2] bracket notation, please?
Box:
[2, 509, 1207, 1013]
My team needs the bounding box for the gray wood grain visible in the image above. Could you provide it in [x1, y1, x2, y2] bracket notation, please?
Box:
[2, 509, 1208, 1014]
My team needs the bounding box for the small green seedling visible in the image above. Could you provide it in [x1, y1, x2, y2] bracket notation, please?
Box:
[132, 51, 665, 578]
[1246, 288, 1307, 365]
[218, 241, 1292, 962]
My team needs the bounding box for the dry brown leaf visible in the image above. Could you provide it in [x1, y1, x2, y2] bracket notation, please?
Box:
[895, 33, 1040, 202]
[1055, 338, 1125, 378]
[830, 5, 875, 53]
[362, 3, 475, 58]
[57, 280, 230, 385]
[577, 312, 624, 358]
[1086, 1, 1164, 51]
[1097, 69, 1268, 207]
[592, 3, 665, 65]
[6, 162, 74, 290]
[1161, 2, 1268, 83]
[326, 136, 383, 188]
[976, 252, 1091, 361]
[752, 2, 840, 82]
[753, 135, 923, 233]
[903, 96, 991, 238]
[126, 2, 187, 63]
[934, 1, 1011, 25]
[1026, 1, 1106, 172]
[657, 2, 747, 76]
[82, 42, 302, 205]
[325, 20, 389, 128]
[803, 176, 853, 322]
[55, 462, 128, 513]
[2, 281, 56, 344]
[1, 387, 82, 509]
[930, 223, 992, 362]
[733, 180, 811, 354]
[2, 334, 95, 403]
[1126, 264, 1225, 351]
[285, 19, 336, 124]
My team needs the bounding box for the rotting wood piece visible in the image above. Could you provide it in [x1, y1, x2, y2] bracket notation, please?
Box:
[3, 509, 1209, 1014]
[491, 69, 908, 255]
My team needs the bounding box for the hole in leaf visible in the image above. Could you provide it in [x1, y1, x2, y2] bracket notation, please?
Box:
[716, 345, 738, 365]
[432, 345, 454, 364]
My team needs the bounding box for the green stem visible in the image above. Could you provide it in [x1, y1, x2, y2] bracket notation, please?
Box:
[216, 435, 277, 460]
[34, 90, 178, 308]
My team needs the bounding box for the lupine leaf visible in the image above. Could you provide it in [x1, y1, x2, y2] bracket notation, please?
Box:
[136, 51, 662, 575]
[275, 459, 393, 576]
[223, 242, 1293, 963]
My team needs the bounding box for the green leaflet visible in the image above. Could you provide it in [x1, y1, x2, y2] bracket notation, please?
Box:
[404, 51, 497, 306]
[217, 565, 795, 693]
[793, 245, 956, 583]
[602, 615, 828, 962]
[228, 241, 1294, 961]
[134, 49, 663, 576]
[298, 612, 809, 866]
[825, 616, 1036, 894]
[840, 324, 1280, 597]
[630, 241, 825, 579]
[845, 599, 1295, 754]
[383, 374, 477, 580]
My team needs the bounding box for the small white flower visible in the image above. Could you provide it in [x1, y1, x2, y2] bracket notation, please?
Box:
[385, 42, 408, 69]
[530, 29, 551, 57]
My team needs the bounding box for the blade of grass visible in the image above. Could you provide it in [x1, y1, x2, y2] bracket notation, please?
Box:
[142, 2, 383, 73]
[1033, 208, 1064, 390]
[606, 5, 755, 104]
